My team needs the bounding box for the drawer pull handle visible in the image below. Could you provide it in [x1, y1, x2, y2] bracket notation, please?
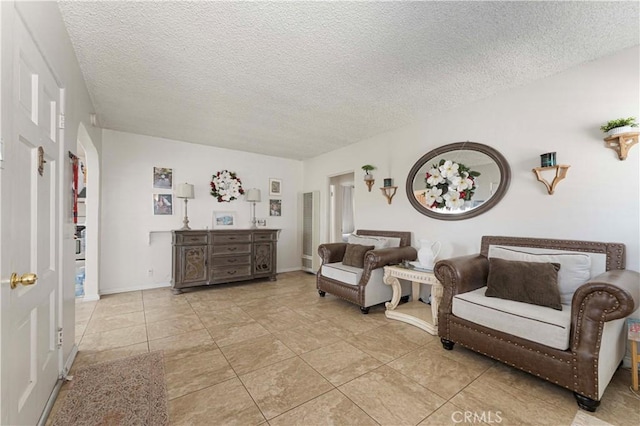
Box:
[228, 247, 237, 251]
[227, 259, 237, 263]
[227, 270, 236, 275]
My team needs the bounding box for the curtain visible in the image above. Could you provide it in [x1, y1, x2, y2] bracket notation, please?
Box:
[341, 185, 355, 234]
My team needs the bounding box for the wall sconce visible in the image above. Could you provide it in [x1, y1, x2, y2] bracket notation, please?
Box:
[362, 164, 376, 192]
[532, 154, 570, 195]
[380, 178, 397, 204]
[176, 183, 195, 229]
[245, 188, 261, 228]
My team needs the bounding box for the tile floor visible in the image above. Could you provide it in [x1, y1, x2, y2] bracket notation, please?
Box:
[50, 271, 639, 425]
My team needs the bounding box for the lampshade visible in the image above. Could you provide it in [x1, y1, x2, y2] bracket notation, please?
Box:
[176, 183, 194, 199]
[245, 188, 261, 202]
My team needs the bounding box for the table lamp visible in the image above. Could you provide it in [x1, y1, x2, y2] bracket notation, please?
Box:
[245, 188, 261, 228]
[176, 183, 195, 230]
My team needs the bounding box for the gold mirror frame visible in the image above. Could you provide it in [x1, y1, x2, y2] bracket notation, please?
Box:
[406, 142, 511, 221]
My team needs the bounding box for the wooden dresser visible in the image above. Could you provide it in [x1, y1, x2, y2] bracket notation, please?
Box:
[171, 229, 279, 293]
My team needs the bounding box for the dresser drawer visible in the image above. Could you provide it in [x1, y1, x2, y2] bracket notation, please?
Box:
[210, 265, 252, 282]
[212, 233, 251, 244]
[253, 232, 277, 242]
[174, 232, 208, 245]
[210, 255, 251, 267]
[211, 243, 252, 256]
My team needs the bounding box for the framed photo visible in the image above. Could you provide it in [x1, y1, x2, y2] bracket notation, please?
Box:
[269, 199, 282, 217]
[153, 167, 173, 189]
[213, 211, 237, 228]
[153, 194, 173, 215]
[269, 178, 282, 196]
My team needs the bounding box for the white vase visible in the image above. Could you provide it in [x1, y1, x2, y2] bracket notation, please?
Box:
[418, 239, 441, 269]
[607, 125, 633, 137]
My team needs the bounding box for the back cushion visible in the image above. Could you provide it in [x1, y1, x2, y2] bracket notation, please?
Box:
[488, 246, 591, 305]
[348, 234, 389, 249]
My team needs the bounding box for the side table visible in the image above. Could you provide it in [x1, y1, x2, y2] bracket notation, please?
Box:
[629, 318, 640, 391]
[382, 265, 443, 335]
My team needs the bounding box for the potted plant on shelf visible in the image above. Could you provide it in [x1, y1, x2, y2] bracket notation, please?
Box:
[362, 164, 376, 191]
[600, 117, 638, 137]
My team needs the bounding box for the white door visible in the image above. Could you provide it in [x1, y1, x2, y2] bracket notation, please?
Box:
[0, 7, 62, 425]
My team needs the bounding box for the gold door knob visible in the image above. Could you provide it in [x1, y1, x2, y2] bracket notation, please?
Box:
[10, 273, 38, 289]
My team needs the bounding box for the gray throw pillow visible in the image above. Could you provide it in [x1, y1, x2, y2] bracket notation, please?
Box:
[485, 257, 562, 310]
[342, 244, 375, 268]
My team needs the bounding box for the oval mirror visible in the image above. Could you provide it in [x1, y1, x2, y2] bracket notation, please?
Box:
[406, 142, 511, 220]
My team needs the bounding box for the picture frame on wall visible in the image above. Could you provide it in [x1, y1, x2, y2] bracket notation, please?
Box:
[269, 178, 282, 196]
[153, 194, 173, 215]
[153, 167, 173, 189]
[212, 211, 237, 228]
[269, 199, 281, 217]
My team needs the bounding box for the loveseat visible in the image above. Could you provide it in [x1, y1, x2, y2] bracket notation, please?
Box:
[435, 236, 639, 412]
[317, 230, 417, 313]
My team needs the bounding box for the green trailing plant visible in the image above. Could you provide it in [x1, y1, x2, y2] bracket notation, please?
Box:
[600, 117, 638, 133]
[361, 164, 376, 175]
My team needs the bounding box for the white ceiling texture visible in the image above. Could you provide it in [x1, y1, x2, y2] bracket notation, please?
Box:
[58, 1, 639, 160]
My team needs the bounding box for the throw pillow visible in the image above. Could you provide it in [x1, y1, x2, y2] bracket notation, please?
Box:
[485, 257, 563, 310]
[348, 234, 389, 250]
[488, 246, 591, 305]
[342, 244, 375, 268]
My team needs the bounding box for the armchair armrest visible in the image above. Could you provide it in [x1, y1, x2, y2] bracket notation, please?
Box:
[434, 254, 489, 314]
[318, 243, 347, 265]
[359, 246, 417, 286]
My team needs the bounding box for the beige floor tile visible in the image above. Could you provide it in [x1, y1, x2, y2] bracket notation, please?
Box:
[252, 307, 313, 333]
[198, 306, 254, 328]
[169, 377, 265, 425]
[92, 300, 144, 318]
[141, 286, 175, 300]
[339, 365, 446, 426]
[418, 402, 472, 426]
[450, 373, 576, 425]
[142, 294, 190, 310]
[164, 348, 236, 400]
[325, 311, 387, 335]
[207, 320, 271, 347]
[349, 323, 421, 363]
[98, 291, 142, 305]
[189, 298, 238, 314]
[75, 321, 87, 343]
[240, 357, 334, 420]
[78, 324, 147, 352]
[384, 320, 440, 346]
[272, 323, 342, 354]
[236, 297, 289, 318]
[388, 345, 491, 399]
[269, 388, 377, 426]
[84, 310, 145, 335]
[75, 300, 98, 322]
[221, 334, 296, 375]
[588, 368, 640, 426]
[146, 314, 205, 340]
[144, 303, 195, 323]
[148, 328, 216, 362]
[301, 340, 382, 387]
[71, 342, 149, 372]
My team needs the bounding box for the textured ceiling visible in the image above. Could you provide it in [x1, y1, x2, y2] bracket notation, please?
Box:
[58, 1, 639, 160]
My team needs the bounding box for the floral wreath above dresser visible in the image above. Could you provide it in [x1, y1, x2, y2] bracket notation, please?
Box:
[210, 170, 245, 202]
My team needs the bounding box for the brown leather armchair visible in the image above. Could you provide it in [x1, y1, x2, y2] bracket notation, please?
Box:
[317, 230, 417, 313]
[435, 236, 639, 412]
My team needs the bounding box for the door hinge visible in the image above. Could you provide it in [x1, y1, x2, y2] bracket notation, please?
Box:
[0, 137, 4, 169]
[58, 114, 65, 129]
[57, 327, 63, 348]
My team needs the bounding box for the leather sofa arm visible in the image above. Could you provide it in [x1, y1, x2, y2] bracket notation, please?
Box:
[318, 243, 347, 265]
[359, 246, 418, 286]
[435, 254, 489, 314]
[571, 269, 639, 332]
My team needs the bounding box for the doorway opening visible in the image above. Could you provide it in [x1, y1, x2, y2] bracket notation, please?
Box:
[329, 172, 355, 243]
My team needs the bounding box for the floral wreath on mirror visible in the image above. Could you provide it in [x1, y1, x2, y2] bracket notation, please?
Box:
[210, 170, 245, 202]
[424, 160, 480, 210]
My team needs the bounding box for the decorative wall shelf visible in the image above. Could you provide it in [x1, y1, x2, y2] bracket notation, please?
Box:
[380, 186, 398, 204]
[365, 179, 375, 192]
[603, 131, 638, 160]
[532, 165, 570, 195]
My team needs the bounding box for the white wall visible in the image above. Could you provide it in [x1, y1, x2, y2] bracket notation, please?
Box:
[304, 47, 640, 274]
[100, 129, 303, 294]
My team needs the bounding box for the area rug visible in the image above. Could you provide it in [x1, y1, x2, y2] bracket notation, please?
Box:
[51, 351, 168, 426]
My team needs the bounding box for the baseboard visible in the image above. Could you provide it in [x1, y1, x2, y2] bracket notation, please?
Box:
[277, 267, 303, 273]
[99, 282, 171, 295]
[77, 294, 100, 302]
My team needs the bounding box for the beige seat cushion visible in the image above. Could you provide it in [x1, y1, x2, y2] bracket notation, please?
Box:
[453, 287, 572, 350]
[321, 262, 363, 285]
